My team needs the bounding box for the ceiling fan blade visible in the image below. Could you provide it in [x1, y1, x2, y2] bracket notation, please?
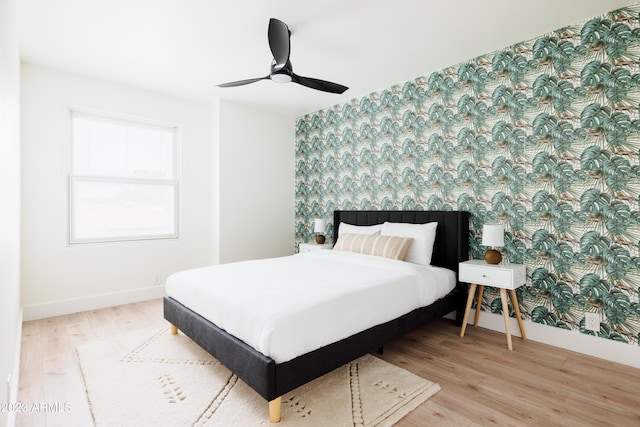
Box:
[268, 18, 290, 70]
[291, 74, 349, 94]
[217, 76, 269, 88]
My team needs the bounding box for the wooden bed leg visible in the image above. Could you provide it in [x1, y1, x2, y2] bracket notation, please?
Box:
[269, 397, 282, 423]
[170, 324, 178, 335]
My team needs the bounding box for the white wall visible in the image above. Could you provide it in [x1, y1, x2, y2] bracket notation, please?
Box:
[216, 99, 294, 263]
[21, 64, 213, 319]
[0, 0, 21, 424]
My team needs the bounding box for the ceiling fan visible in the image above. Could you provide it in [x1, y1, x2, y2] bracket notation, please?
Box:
[217, 18, 348, 94]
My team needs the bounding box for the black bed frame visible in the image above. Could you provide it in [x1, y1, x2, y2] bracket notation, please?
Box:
[163, 210, 470, 416]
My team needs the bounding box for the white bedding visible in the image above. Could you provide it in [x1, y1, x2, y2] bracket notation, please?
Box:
[165, 250, 455, 363]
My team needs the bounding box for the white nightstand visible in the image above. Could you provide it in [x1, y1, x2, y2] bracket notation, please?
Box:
[459, 260, 527, 350]
[298, 242, 333, 253]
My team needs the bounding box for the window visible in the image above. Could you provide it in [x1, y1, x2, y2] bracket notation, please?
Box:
[69, 109, 178, 244]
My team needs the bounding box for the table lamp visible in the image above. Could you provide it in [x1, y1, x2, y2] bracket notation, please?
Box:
[314, 218, 327, 244]
[482, 224, 504, 264]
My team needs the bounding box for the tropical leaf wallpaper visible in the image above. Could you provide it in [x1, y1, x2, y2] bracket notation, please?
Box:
[294, 4, 640, 347]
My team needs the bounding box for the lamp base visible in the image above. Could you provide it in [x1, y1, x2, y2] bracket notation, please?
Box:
[484, 248, 502, 264]
[315, 234, 326, 244]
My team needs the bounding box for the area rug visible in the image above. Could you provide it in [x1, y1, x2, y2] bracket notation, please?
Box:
[76, 326, 440, 426]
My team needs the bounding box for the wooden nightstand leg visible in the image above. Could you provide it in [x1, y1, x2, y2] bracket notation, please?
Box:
[500, 288, 513, 350]
[474, 285, 484, 327]
[460, 283, 477, 337]
[509, 289, 526, 341]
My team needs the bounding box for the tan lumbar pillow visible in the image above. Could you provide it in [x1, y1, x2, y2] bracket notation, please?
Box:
[334, 233, 413, 261]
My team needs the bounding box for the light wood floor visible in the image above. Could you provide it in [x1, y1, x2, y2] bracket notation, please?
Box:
[16, 299, 640, 426]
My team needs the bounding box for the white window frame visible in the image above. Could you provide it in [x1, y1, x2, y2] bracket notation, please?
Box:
[68, 107, 180, 244]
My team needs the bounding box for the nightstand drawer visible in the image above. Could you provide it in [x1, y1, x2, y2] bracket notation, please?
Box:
[298, 243, 333, 252]
[460, 264, 511, 286]
[459, 260, 526, 289]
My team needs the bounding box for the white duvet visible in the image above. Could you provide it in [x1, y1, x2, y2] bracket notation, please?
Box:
[165, 250, 455, 363]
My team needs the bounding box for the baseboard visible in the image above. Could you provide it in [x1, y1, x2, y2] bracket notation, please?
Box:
[22, 286, 165, 321]
[452, 309, 640, 369]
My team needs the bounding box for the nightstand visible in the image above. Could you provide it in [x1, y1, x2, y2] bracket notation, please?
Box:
[459, 260, 526, 350]
[298, 242, 333, 253]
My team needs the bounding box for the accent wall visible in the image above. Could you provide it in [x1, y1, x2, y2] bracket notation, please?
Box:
[295, 4, 640, 349]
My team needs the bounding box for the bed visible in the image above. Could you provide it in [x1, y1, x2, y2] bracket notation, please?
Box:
[163, 210, 470, 422]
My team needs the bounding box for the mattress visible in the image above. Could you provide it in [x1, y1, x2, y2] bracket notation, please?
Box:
[165, 250, 455, 363]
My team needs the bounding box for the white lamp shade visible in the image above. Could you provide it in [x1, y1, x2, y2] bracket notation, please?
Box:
[313, 218, 327, 233]
[482, 224, 504, 247]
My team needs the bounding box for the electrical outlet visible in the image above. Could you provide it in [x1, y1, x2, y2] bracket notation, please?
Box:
[154, 274, 161, 286]
[585, 312, 600, 332]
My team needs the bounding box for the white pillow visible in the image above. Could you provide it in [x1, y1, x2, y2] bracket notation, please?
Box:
[380, 222, 438, 265]
[338, 223, 383, 237]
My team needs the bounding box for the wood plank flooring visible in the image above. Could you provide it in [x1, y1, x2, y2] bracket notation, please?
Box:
[16, 299, 640, 426]
[16, 300, 163, 427]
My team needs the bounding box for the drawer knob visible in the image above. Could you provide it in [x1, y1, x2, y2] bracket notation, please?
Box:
[482, 274, 488, 277]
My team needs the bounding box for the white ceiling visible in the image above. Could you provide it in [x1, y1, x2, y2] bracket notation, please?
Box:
[17, 0, 635, 118]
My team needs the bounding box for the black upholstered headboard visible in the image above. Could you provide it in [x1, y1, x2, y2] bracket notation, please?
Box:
[333, 210, 470, 275]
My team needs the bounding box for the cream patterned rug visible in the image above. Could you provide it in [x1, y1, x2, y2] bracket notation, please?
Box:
[76, 326, 440, 426]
